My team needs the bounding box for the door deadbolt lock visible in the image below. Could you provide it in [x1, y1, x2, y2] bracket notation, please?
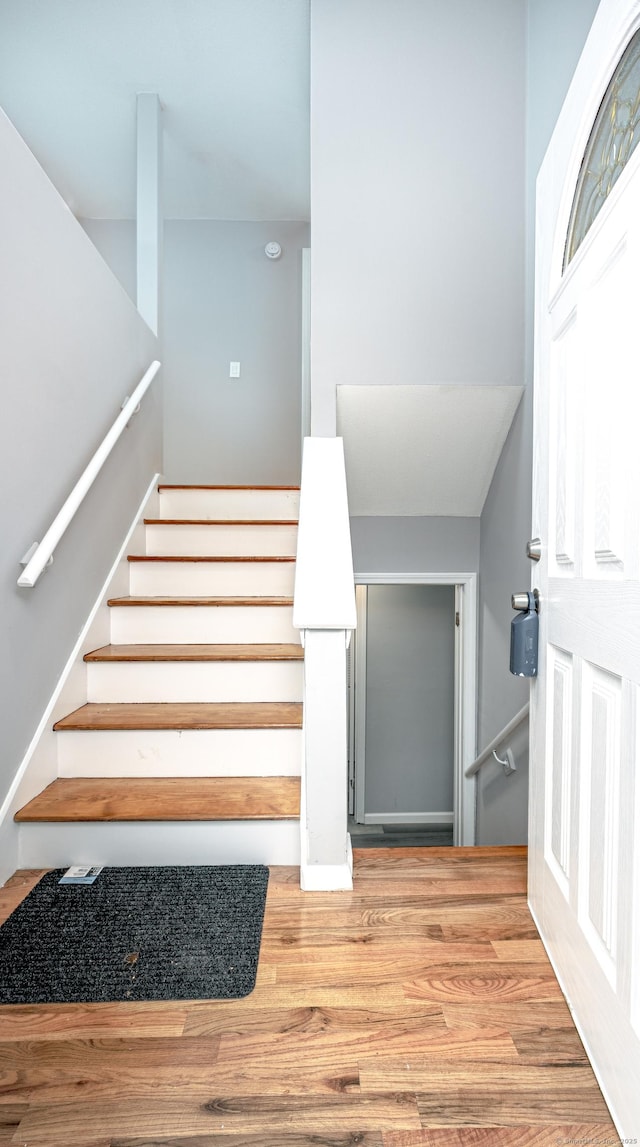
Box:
[511, 589, 540, 613]
[526, 537, 542, 561]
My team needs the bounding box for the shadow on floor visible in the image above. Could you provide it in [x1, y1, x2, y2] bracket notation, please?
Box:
[349, 819, 453, 848]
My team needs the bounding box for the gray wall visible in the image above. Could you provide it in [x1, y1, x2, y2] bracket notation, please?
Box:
[364, 585, 455, 819]
[476, 0, 600, 843]
[310, 0, 601, 845]
[83, 219, 310, 485]
[163, 221, 308, 484]
[81, 219, 137, 301]
[78, 0, 603, 849]
[310, 0, 526, 435]
[0, 111, 159, 827]
[475, 719, 530, 846]
[351, 517, 480, 577]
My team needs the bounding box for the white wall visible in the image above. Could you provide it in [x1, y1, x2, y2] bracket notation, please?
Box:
[310, 0, 526, 435]
[0, 110, 159, 849]
[83, 219, 309, 484]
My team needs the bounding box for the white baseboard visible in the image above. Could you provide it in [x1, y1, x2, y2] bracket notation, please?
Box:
[0, 472, 160, 885]
[300, 835, 354, 891]
[362, 812, 454, 826]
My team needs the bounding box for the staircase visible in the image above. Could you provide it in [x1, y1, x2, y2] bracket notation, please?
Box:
[15, 485, 304, 867]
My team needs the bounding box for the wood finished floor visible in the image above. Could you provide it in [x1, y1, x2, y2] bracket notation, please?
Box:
[13, 776, 301, 823]
[0, 848, 621, 1146]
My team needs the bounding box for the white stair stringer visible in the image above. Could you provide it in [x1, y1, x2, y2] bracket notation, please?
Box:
[57, 727, 303, 778]
[86, 659, 303, 704]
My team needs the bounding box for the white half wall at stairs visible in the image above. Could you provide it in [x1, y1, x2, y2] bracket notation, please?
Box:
[0, 106, 159, 886]
[337, 384, 524, 516]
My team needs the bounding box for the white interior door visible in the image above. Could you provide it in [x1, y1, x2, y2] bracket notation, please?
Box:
[531, 1, 640, 1136]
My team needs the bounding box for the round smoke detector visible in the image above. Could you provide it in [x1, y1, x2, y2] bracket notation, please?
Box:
[264, 241, 282, 260]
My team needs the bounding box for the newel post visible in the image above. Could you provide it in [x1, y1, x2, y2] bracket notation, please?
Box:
[299, 628, 353, 890]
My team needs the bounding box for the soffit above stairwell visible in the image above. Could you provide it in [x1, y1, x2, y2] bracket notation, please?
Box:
[0, 0, 310, 221]
[336, 384, 524, 517]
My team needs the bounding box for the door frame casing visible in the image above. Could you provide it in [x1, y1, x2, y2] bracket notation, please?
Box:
[352, 572, 477, 846]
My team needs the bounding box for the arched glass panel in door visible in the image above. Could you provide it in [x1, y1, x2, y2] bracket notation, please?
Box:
[564, 27, 640, 268]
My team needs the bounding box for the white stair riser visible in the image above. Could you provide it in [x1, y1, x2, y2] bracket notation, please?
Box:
[18, 820, 301, 867]
[57, 728, 302, 777]
[87, 660, 304, 703]
[145, 523, 298, 557]
[129, 560, 295, 597]
[159, 489, 300, 521]
[110, 605, 299, 644]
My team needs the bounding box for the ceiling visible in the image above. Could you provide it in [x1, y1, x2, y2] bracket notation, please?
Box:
[337, 385, 524, 516]
[0, 0, 310, 220]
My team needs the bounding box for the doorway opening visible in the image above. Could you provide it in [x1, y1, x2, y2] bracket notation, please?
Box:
[348, 573, 477, 847]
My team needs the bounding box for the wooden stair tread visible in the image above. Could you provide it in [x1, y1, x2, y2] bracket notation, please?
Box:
[53, 702, 303, 731]
[15, 777, 301, 822]
[144, 518, 298, 526]
[85, 643, 304, 663]
[158, 484, 300, 491]
[127, 554, 296, 563]
[107, 596, 294, 607]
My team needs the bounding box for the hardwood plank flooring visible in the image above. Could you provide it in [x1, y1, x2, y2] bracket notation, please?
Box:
[106, 596, 294, 607]
[52, 701, 303, 730]
[111, 1137, 383, 1147]
[126, 555, 297, 563]
[157, 484, 301, 491]
[14, 776, 301, 822]
[0, 849, 621, 1145]
[383, 1129, 620, 1146]
[143, 518, 299, 526]
[84, 642, 304, 662]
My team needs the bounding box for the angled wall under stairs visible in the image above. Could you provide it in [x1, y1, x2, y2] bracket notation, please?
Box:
[15, 485, 304, 867]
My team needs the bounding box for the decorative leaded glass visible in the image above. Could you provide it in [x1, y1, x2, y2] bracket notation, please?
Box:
[564, 27, 640, 268]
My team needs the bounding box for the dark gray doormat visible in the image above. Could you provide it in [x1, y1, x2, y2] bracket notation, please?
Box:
[0, 865, 269, 1005]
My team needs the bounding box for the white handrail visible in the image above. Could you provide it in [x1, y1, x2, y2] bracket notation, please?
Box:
[17, 359, 161, 588]
[465, 702, 529, 778]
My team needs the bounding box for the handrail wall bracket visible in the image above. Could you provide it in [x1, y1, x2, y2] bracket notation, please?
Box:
[493, 747, 517, 775]
[465, 702, 529, 779]
[19, 543, 54, 574]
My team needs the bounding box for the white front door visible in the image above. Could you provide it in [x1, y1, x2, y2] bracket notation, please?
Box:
[531, 1, 640, 1136]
